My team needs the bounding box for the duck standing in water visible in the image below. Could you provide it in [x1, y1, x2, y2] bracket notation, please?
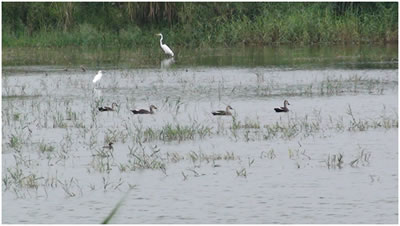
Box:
[98, 103, 118, 112]
[274, 100, 290, 112]
[131, 105, 158, 114]
[212, 105, 233, 116]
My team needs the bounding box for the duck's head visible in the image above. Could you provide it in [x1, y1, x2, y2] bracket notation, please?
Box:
[227, 105, 233, 110]
[150, 105, 158, 110]
[156, 33, 162, 36]
[284, 100, 290, 105]
[112, 103, 119, 108]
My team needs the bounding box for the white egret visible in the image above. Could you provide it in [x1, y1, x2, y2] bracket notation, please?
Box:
[93, 70, 104, 83]
[156, 33, 174, 57]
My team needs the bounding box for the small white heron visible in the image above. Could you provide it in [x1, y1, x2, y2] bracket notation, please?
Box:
[156, 33, 174, 57]
[93, 70, 104, 83]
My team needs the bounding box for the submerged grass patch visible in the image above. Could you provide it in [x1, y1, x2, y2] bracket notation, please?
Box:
[132, 122, 213, 143]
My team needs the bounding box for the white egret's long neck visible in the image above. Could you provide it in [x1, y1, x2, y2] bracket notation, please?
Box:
[159, 35, 163, 46]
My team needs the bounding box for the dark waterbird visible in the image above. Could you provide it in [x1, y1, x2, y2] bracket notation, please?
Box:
[98, 103, 118, 112]
[131, 105, 158, 114]
[274, 100, 290, 112]
[103, 142, 114, 150]
[212, 105, 233, 116]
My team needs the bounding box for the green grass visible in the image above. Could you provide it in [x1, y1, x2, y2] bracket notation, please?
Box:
[2, 2, 397, 48]
[134, 122, 212, 143]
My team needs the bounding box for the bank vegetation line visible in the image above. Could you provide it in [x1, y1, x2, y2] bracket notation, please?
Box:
[3, 2, 398, 48]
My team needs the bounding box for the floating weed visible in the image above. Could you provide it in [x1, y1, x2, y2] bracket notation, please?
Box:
[135, 122, 212, 143]
[248, 157, 255, 167]
[58, 177, 82, 198]
[23, 174, 43, 190]
[12, 113, 21, 121]
[260, 148, 276, 159]
[90, 147, 114, 173]
[350, 146, 371, 168]
[346, 105, 398, 131]
[123, 145, 167, 173]
[8, 134, 23, 151]
[102, 176, 112, 191]
[44, 171, 59, 188]
[6, 167, 24, 187]
[89, 184, 96, 191]
[181, 171, 188, 181]
[369, 175, 381, 183]
[187, 168, 205, 177]
[166, 152, 184, 163]
[39, 141, 55, 154]
[326, 153, 344, 169]
[5, 166, 43, 191]
[211, 159, 221, 168]
[52, 112, 67, 128]
[236, 168, 247, 178]
[104, 128, 119, 144]
[161, 123, 212, 142]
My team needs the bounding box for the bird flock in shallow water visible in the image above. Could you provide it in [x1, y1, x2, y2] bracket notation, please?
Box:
[91, 33, 290, 116]
[84, 33, 290, 151]
[97, 101, 290, 115]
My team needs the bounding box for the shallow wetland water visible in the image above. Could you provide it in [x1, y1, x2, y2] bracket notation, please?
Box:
[2, 45, 398, 223]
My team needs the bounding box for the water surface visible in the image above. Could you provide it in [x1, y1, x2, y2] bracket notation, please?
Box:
[2, 44, 398, 223]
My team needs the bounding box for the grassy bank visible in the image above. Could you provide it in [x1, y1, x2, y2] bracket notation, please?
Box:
[2, 2, 398, 48]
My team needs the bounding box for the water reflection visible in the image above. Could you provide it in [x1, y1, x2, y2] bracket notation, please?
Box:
[161, 58, 175, 69]
[2, 44, 397, 70]
[93, 88, 102, 99]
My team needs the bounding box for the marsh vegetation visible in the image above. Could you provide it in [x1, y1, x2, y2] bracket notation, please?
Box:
[3, 2, 398, 48]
